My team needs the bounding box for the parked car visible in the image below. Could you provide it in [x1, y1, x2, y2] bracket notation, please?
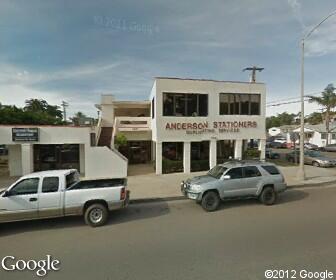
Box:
[0, 169, 130, 227]
[304, 143, 319, 150]
[273, 138, 287, 144]
[286, 150, 336, 167]
[181, 161, 287, 212]
[266, 141, 287, 149]
[265, 148, 280, 159]
[320, 144, 336, 152]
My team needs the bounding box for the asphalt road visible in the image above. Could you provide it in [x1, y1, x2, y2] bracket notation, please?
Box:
[1, 186, 336, 280]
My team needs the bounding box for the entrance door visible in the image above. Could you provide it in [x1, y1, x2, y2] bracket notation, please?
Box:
[126, 141, 151, 164]
[0, 178, 39, 222]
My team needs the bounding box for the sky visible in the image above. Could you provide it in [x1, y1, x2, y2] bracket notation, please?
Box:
[0, 0, 336, 118]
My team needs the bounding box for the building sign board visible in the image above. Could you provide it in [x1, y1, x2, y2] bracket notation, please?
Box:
[12, 128, 39, 142]
[165, 121, 257, 135]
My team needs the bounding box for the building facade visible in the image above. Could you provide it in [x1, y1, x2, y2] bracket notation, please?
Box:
[96, 77, 267, 175]
[0, 77, 267, 177]
[0, 126, 128, 178]
[149, 78, 266, 174]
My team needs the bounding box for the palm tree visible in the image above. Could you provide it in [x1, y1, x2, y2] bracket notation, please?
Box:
[71, 111, 87, 126]
[308, 84, 336, 144]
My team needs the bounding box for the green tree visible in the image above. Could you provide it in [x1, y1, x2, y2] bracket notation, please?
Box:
[114, 133, 127, 149]
[0, 99, 64, 125]
[71, 111, 87, 126]
[266, 112, 296, 129]
[305, 112, 323, 125]
[307, 84, 336, 144]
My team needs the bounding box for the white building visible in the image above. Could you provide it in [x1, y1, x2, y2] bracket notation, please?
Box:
[0, 77, 267, 177]
[268, 123, 336, 148]
[0, 126, 127, 178]
[97, 77, 267, 175]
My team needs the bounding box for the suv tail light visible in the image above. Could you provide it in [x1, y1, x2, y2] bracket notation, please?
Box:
[120, 187, 126, 200]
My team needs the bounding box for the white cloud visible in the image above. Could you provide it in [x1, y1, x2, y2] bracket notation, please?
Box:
[287, 0, 306, 29]
[305, 17, 336, 56]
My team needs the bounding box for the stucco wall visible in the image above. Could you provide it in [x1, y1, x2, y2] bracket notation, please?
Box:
[85, 146, 128, 179]
[153, 78, 266, 143]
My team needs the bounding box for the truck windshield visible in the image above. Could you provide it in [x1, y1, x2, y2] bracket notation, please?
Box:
[208, 165, 227, 179]
[66, 172, 80, 189]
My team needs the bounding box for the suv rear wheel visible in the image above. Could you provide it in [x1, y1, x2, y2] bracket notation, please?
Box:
[259, 186, 276, 205]
[201, 191, 220, 212]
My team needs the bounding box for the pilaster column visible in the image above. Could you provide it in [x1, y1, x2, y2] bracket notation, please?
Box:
[209, 139, 217, 169]
[155, 142, 162, 175]
[21, 144, 34, 175]
[183, 142, 191, 173]
[259, 139, 266, 160]
[234, 140, 243, 160]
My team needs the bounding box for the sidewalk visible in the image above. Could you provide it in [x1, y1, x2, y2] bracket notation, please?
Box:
[127, 166, 336, 201]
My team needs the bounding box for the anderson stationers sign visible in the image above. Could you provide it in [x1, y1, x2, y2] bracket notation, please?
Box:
[165, 121, 257, 135]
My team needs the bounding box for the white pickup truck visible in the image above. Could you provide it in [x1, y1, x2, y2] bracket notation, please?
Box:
[0, 169, 129, 227]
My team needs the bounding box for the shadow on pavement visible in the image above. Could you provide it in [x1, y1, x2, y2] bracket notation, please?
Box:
[0, 201, 170, 237]
[276, 189, 309, 204]
[217, 189, 309, 210]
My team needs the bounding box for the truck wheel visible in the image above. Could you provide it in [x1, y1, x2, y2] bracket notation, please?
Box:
[259, 186, 276, 205]
[84, 203, 109, 227]
[201, 191, 220, 212]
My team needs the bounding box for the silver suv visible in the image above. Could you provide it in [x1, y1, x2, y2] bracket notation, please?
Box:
[181, 160, 287, 212]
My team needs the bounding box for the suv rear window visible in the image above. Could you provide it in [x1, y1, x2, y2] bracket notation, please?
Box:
[261, 165, 280, 175]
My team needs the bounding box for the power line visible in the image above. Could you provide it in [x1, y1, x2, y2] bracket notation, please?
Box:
[266, 91, 321, 105]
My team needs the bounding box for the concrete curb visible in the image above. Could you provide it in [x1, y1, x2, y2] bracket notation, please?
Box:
[130, 196, 188, 204]
[130, 179, 336, 204]
[287, 178, 336, 189]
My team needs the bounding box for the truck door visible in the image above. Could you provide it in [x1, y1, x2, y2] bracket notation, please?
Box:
[38, 176, 62, 218]
[0, 178, 39, 222]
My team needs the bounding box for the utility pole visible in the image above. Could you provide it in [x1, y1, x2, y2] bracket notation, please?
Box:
[243, 66, 264, 83]
[61, 101, 69, 122]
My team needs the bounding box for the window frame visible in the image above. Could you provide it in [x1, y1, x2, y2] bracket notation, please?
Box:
[219, 93, 261, 116]
[162, 92, 208, 117]
[243, 166, 262, 178]
[9, 178, 40, 196]
[42, 176, 60, 193]
[225, 167, 244, 179]
[261, 165, 280, 175]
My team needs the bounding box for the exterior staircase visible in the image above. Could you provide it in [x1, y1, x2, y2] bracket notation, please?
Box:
[97, 127, 113, 148]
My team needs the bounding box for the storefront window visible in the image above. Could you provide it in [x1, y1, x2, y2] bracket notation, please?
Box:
[219, 93, 260, 115]
[163, 93, 174, 116]
[250, 94, 260, 115]
[240, 94, 250, 115]
[191, 141, 209, 172]
[34, 144, 80, 172]
[174, 94, 186, 116]
[217, 140, 235, 164]
[162, 142, 183, 173]
[163, 93, 208, 117]
[219, 94, 230, 115]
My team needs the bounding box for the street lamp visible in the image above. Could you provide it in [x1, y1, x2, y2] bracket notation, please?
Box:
[297, 9, 336, 181]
